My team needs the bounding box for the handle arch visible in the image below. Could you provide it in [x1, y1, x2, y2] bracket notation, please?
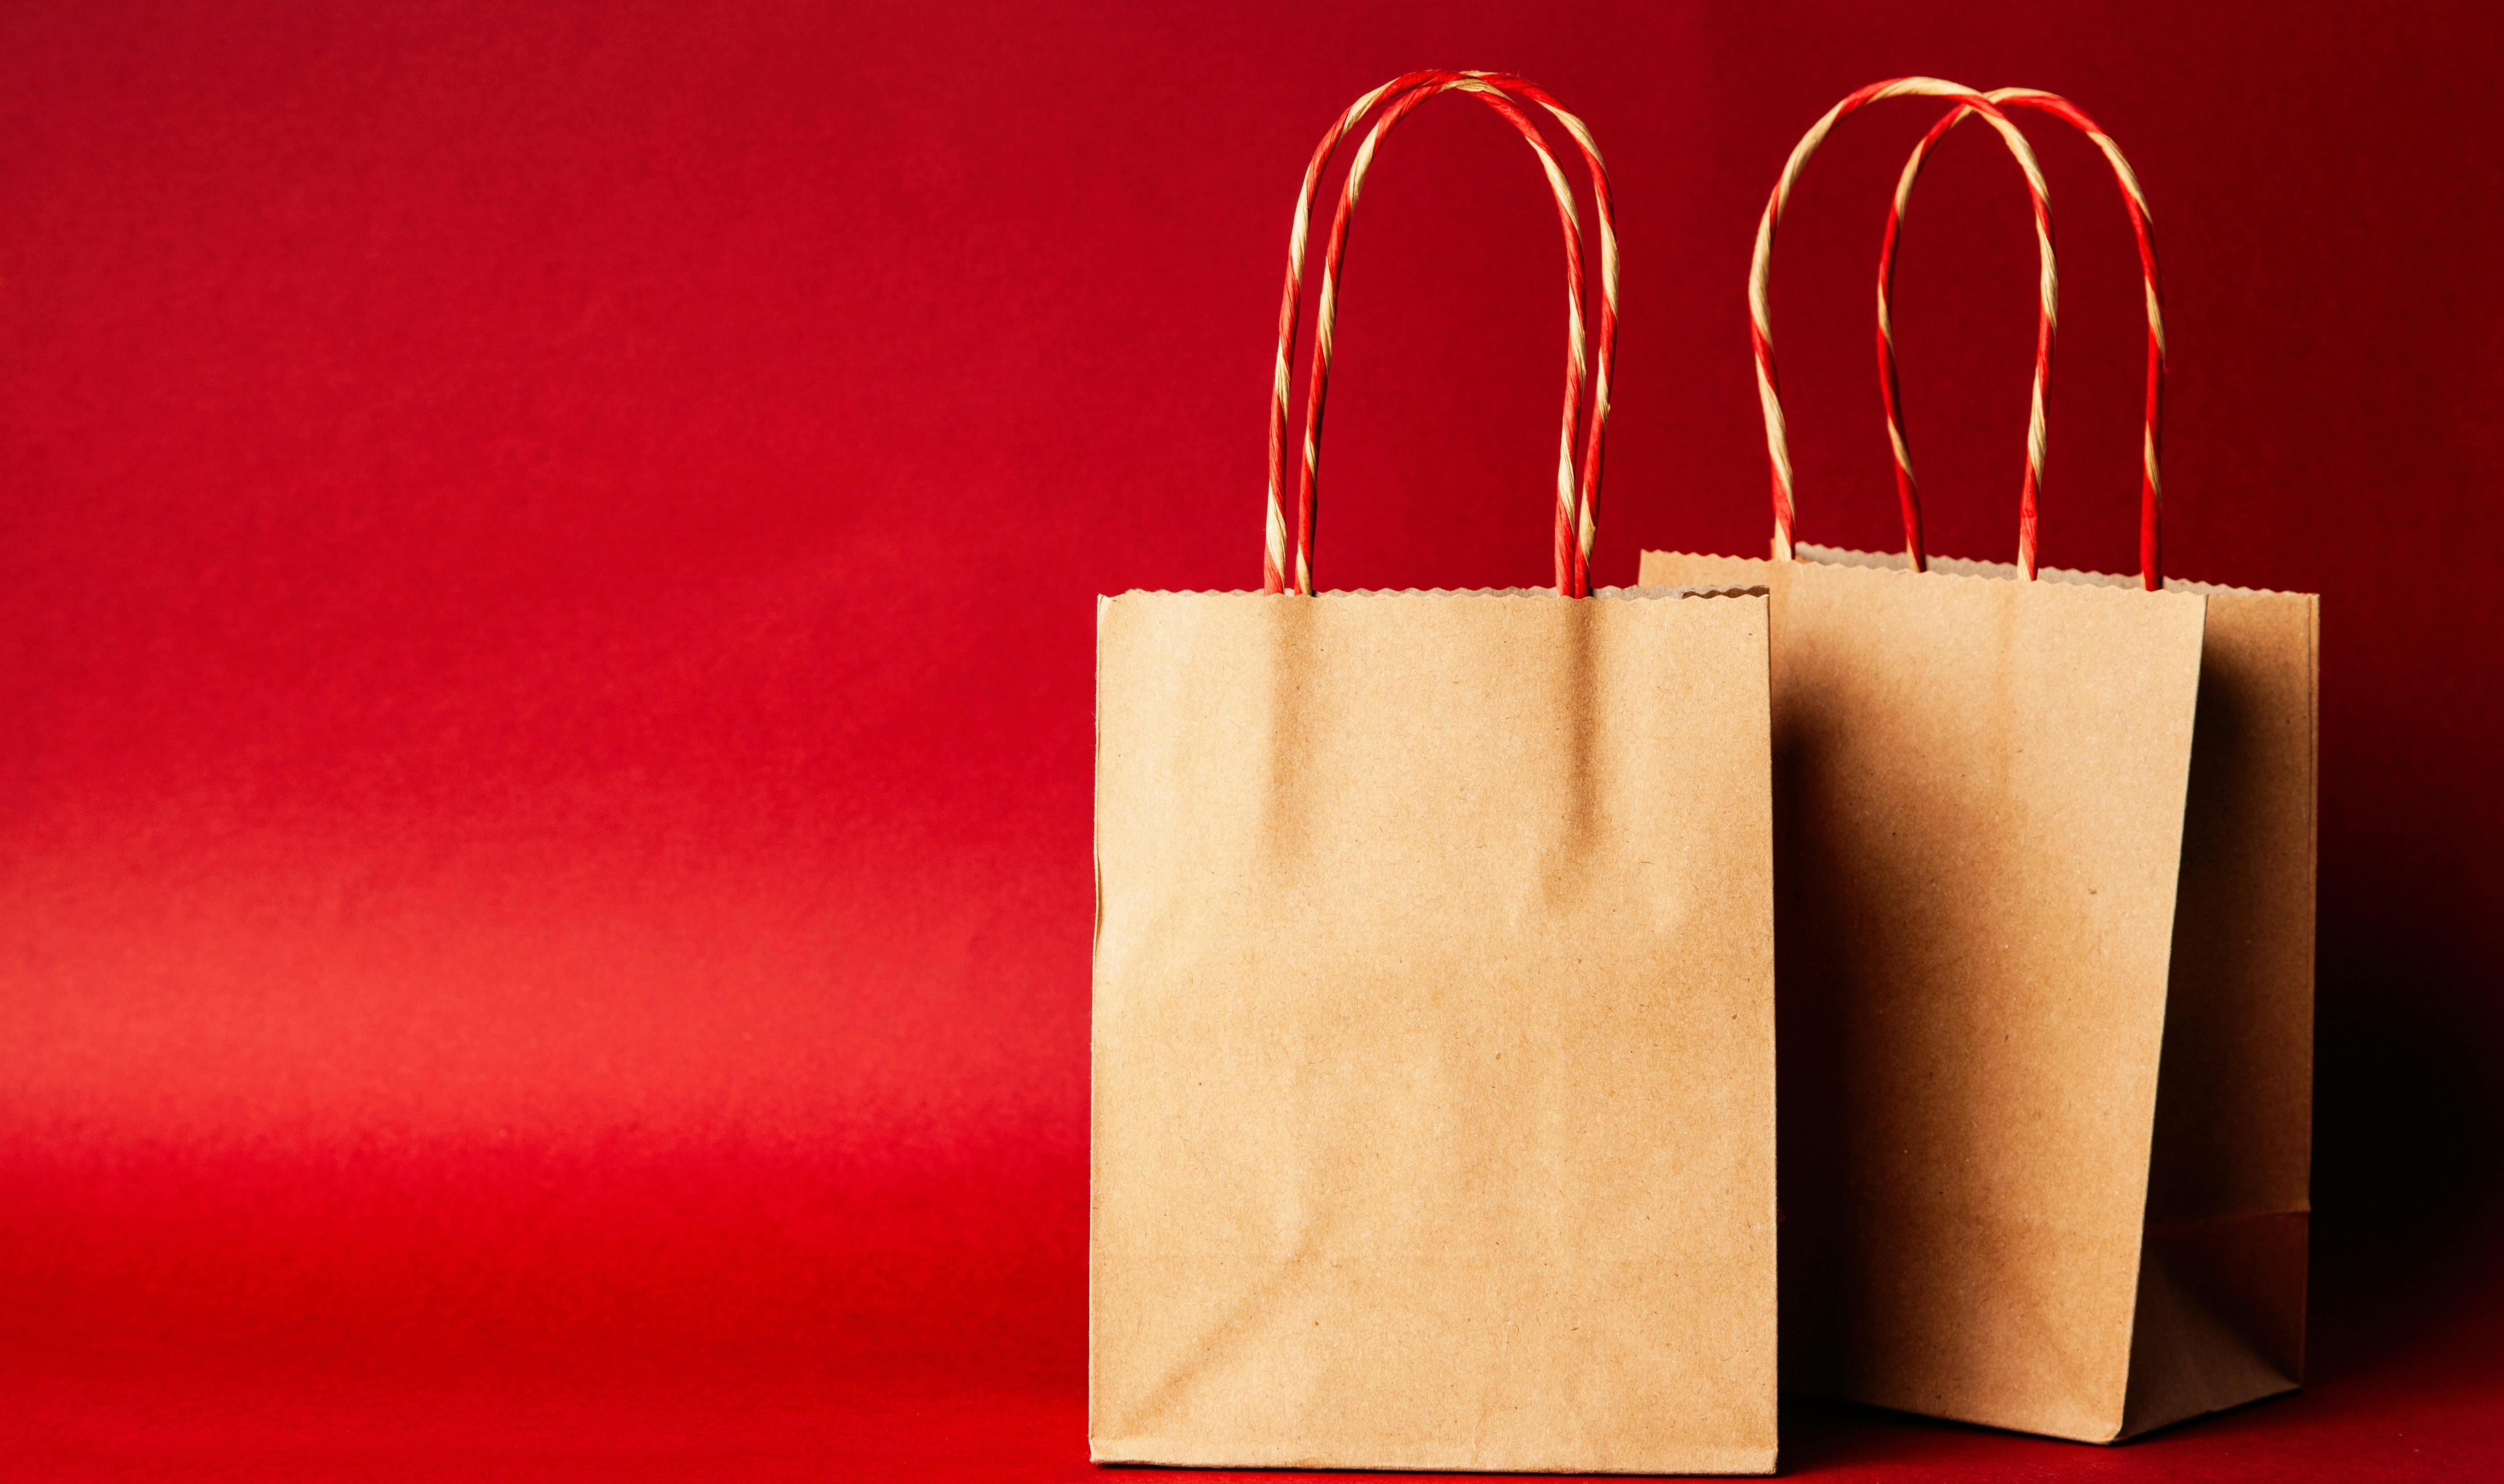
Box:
[1264, 72, 1618, 596]
[1878, 88, 2165, 587]
[1751, 78, 2055, 576]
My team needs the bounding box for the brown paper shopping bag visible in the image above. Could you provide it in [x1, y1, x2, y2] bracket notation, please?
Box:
[1092, 73, 1778, 1474]
[1645, 80, 2314, 1443]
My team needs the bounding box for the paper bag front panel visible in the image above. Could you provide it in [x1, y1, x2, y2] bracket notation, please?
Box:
[1091, 589, 1777, 1475]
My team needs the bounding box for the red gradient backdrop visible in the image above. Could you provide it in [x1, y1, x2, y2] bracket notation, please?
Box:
[3, 2, 2499, 1478]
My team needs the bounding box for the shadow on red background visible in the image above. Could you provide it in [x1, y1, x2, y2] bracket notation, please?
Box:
[2, 1, 2498, 1478]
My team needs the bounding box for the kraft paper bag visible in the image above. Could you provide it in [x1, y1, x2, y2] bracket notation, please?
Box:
[1639, 80, 2313, 1444]
[1091, 73, 1779, 1474]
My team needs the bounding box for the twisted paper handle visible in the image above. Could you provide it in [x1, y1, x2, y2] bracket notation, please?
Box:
[1752, 78, 2056, 578]
[1264, 72, 1618, 596]
[1879, 89, 2164, 588]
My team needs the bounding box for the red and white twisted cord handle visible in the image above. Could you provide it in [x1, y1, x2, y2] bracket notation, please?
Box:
[1263, 72, 1617, 596]
[1264, 71, 1445, 596]
[1752, 78, 2056, 577]
[1878, 89, 2164, 588]
[1298, 77, 1600, 596]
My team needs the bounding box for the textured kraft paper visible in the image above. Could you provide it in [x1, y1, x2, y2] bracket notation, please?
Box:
[1641, 542, 2315, 1443]
[1090, 587, 1778, 1475]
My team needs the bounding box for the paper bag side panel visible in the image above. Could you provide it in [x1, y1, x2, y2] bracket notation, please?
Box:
[2109, 590, 2319, 1438]
[2117, 1211, 2307, 1438]
[1089, 591, 1778, 1473]
[2146, 590, 2318, 1224]
[1647, 551, 2207, 1443]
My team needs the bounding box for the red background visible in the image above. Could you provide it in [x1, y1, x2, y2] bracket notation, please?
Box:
[4, 2, 2499, 1478]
